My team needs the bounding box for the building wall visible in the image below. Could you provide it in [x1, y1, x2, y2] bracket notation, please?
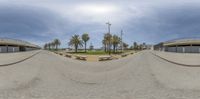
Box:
[0, 46, 38, 53]
[0, 46, 7, 53]
[8, 46, 19, 52]
[25, 47, 37, 51]
[177, 47, 184, 53]
[166, 47, 177, 52]
[185, 46, 200, 53]
[154, 43, 164, 51]
[165, 46, 200, 53]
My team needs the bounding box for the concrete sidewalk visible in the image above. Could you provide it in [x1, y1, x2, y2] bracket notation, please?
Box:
[0, 50, 41, 66]
[152, 51, 200, 66]
[1, 50, 200, 98]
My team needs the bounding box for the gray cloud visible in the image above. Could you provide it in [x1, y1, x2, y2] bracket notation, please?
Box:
[124, 4, 200, 44]
[0, 5, 72, 44]
[0, 1, 200, 47]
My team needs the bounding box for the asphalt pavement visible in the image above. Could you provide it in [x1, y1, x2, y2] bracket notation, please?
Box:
[0, 50, 200, 99]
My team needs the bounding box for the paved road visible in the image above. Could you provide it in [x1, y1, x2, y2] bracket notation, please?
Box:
[1, 50, 200, 99]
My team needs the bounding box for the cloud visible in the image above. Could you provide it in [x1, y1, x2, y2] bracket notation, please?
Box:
[124, 3, 200, 44]
[0, 0, 200, 48]
[0, 5, 74, 46]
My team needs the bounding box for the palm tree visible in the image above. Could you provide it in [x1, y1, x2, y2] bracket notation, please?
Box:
[44, 43, 47, 50]
[54, 39, 61, 50]
[47, 43, 51, 50]
[102, 39, 107, 52]
[68, 35, 83, 52]
[103, 33, 112, 54]
[133, 42, 138, 50]
[44, 44, 47, 49]
[142, 42, 146, 50]
[81, 33, 90, 52]
[112, 35, 121, 53]
[51, 42, 55, 50]
[123, 42, 129, 50]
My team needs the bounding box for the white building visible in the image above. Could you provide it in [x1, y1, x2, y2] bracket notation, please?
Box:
[154, 38, 200, 53]
[0, 38, 40, 53]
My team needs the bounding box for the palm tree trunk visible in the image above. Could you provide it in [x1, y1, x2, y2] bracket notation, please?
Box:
[115, 45, 118, 52]
[85, 42, 86, 52]
[75, 47, 77, 53]
[114, 45, 116, 53]
[104, 44, 106, 52]
[115, 45, 116, 53]
[107, 44, 109, 52]
[113, 45, 115, 53]
[75, 45, 78, 53]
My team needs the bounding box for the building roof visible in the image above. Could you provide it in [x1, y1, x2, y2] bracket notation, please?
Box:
[164, 38, 200, 46]
[0, 38, 40, 48]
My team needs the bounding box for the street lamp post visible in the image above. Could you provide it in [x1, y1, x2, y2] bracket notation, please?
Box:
[106, 22, 111, 55]
[106, 22, 111, 34]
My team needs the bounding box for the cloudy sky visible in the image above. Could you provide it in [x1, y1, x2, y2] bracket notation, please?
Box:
[0, 0, 200, 48]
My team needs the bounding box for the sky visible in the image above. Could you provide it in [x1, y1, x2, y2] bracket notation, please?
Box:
[0, 0, 200, 48]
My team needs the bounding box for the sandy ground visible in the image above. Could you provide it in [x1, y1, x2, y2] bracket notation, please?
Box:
[0, 50, 200, 99]
[56, 51, 134, 62]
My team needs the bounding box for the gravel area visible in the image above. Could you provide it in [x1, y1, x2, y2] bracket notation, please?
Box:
[0, 50, 200, 99]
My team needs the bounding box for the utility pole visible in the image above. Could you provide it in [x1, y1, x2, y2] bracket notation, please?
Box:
[121, 30, 123, 53]
[106, 22, 111, 55]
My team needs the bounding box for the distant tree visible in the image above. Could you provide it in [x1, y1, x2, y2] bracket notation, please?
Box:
[89, 43, 94, 50]
[138, 44, 143, 50]
[123, 42, 129, 50]
[44, 44, 47, 50]
[82, 33, 90, 52]
[47, 43, 51, 50]
[129, 45, 134, 50]
[54, 39, 61, 50]
[102, 39, 107, 52]
[51, 42, 55, 50]
[68, 35, 83, 53]
[112, 35, 121, 53]
[142, 42, 147, 50]
[133, 42, 138, 50]
[102, 33, 112, 54]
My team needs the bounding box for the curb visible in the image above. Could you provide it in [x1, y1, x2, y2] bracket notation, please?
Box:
[0, 51, 41, 66]
[150, 52, 200, 67]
